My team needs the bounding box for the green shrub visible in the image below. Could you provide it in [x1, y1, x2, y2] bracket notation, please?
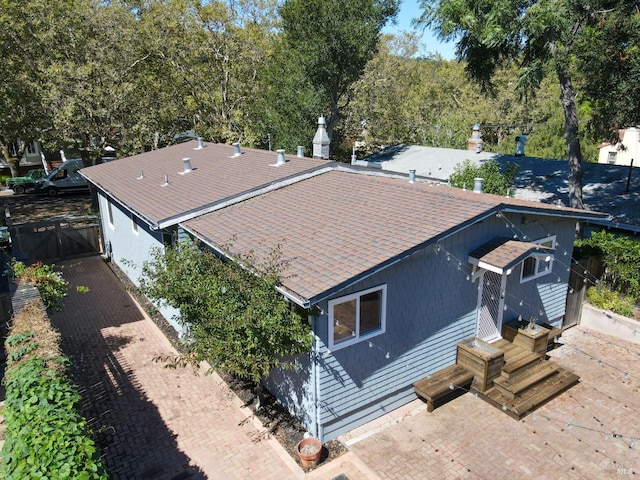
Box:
[586, 286, 636, 318]
[10, 260, 68, 311]
[576, 230, 640, 302]
[449, 159, 519, 196]
[0, 175, 10, 187]
[1, 303, 107, 480]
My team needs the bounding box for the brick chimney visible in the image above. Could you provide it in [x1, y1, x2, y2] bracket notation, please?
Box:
[467, 123, 483, 153]
[312, 116, 330, 159]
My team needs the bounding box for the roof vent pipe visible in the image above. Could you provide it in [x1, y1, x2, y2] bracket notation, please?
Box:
[181, 157, 192, 174]
[473, 177, 484, 193]
[409, 169, 416, 184]
[161, 174, 169, 187]
[297, 146, 304, 157]
[276, 149, 286, 166]
[194, 137, 204, 150]
[232, 142, 242, 157]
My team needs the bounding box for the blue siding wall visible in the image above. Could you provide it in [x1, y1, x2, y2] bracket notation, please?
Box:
[98, 193, 183, 332]
[266, 212, 579, 442]
[501, 215, 577, 328]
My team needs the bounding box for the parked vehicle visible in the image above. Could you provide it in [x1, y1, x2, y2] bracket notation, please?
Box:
[35, 159, 89, 196]
[6, 168, 47, 194]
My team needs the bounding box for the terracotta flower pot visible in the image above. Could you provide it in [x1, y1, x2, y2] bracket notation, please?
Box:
[296, 437, 322, 468]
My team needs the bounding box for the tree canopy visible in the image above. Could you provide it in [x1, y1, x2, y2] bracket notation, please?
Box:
[279, 0, 399, 145]
[416, 0, 594, 208]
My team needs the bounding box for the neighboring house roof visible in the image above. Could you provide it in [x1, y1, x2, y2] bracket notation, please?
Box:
[359, 144, 640, 229]
[80, 141, 330, 229]
[182, 166, 606, 306]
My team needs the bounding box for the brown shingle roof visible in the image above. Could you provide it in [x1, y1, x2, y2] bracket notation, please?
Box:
[468, 237, 554, 274]
[80, 141, 330, 227]
[182, 169, 605, 305]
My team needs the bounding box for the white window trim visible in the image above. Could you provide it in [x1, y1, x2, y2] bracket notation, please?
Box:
[106, 201, 115, 230]
[131, 212, 139, 235]
[520, 235, 556, 283]
[328, 284, 387, 351]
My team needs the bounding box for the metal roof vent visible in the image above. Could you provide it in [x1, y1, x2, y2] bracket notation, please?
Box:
[194, 137, 204, 150]
[180, 157, 192, 175]
[312, 116, 330, 159]
[473, 177, 484, 193]
[231, 142, 242, 157]
[161, 174, 169, 187]
[297, 146, 304, 157]
[409, 169, 416, 184]
[136, 170, 144, 180]
[276, 149, 286, 166]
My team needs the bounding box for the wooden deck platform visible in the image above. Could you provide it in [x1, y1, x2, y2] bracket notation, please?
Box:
[413, 331, 578, 417]
[414, 364, 474, 412]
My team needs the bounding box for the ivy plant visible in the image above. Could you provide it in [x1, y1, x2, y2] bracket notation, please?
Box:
[138, 240, 314, 403]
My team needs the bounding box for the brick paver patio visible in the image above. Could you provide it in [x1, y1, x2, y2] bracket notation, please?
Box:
[48, 255, 639, 479]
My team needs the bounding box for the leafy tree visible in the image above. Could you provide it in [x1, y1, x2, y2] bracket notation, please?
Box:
[138, 240, 314, 405]
[574, 1, 640, 141]
[449, 159, 518, 196]
[416, 0, 593, 208]
[279, 0, 399, 148]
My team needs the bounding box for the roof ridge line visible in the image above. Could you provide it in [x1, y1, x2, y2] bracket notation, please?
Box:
[154, 163, 338, 229]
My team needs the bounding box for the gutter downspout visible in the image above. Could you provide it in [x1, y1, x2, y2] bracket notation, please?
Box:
[311, 315, 321, 440]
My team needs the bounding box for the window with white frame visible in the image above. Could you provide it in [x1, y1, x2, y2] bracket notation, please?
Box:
[520, 235, 555, 283]
[328, 285, 386, 350]
[607, 152, 617, 164]
[107, 201, 114, 229]
[131, 212, 138, 234]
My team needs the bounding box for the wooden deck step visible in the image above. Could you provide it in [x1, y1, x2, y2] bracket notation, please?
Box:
[493, 362, 559, 400]
[414, 364, 474, 412]
[501, 352, 543, 379]
[479, 367, 579, 419]
[511, 368, 579, 416]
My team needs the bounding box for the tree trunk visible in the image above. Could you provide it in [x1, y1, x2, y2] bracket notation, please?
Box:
[557, 70, 583, 209]
[1, 142, 20, 178]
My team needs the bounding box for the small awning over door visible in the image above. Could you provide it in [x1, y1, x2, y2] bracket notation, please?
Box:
[468, 237, 554, 275]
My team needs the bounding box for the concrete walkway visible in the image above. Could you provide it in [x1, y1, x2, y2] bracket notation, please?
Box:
[49, 255, 640, 479]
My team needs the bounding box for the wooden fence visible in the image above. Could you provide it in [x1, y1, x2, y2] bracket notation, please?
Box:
[563, 256, 603, 328]
[9, 217, 100, 263]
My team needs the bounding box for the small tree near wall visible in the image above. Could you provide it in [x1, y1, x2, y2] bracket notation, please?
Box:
[138, 240, 314, 406]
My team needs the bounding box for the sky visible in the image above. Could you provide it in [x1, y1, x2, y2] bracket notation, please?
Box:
[382, 0, 457, 60]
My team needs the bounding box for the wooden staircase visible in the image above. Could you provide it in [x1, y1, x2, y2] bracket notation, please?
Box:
[478, 338, 579, 419]
[414, 333, 579, 419]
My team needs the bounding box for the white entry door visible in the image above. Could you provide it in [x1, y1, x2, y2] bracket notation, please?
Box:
[476, 270, 506, 342]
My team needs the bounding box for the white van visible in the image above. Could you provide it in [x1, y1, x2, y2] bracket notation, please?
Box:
[35, 158, 89, 196]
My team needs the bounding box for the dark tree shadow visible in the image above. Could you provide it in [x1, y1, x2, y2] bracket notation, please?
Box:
[49, 256, 206, 480]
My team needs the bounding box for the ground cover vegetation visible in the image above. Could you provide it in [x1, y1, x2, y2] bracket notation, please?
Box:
[1, 267, 105, 479]
[2, 0, 636, 173]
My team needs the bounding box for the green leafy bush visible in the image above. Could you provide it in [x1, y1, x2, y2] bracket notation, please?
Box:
[10, 260, 68, 311]
[576, 230, 640, 302]
[449, 159, 519, 196]
[586, 286, 636, 318]
[1, 303, 106, 479]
